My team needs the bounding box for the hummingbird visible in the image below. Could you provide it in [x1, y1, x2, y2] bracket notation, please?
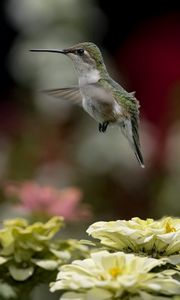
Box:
[30, 42, 144, 168]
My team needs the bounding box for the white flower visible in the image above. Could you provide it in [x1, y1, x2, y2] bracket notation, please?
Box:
[87, 217, 180, 256]
[50, 251, 180, 299]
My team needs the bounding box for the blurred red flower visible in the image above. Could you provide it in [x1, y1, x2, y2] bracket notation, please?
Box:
[4, 181, 92, 221]
[115, 13, 180, 168]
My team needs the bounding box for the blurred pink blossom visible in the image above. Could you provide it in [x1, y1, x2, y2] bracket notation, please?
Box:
[4, 181, 92, 221]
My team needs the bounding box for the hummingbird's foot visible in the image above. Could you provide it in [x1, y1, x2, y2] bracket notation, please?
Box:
[99, 121, 109, 133]
[99, 123, 102, 132]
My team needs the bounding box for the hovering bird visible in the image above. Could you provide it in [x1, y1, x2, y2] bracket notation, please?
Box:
[31, 42, 144, 167]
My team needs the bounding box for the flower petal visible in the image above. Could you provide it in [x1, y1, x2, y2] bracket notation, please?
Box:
[8, 265, 34, 281]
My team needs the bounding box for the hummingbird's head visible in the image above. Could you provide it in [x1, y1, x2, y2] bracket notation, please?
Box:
[30, 42, 107, 84]
[62, 42, 104, 69]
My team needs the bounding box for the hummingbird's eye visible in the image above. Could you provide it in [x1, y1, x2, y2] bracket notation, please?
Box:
[76, 49, 84, 56]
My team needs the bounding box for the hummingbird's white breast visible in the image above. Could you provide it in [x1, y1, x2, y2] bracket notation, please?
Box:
[75, 61, 123, 123]
[79, 68, 100, 86]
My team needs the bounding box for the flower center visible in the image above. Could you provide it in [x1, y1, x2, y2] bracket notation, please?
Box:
[165, 221, 176, 233]
[109, 267, 121, 278]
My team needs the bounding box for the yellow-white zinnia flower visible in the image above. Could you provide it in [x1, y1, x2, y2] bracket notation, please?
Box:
[86, 217, 180, 256]
[50, 251, 180, 300]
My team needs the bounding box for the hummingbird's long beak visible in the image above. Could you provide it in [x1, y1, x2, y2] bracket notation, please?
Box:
[30, 49, 69, 54]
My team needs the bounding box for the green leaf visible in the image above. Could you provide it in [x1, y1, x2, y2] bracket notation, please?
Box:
[8, 265, 34, 281]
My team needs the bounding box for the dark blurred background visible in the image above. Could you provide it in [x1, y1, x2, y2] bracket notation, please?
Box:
[0, 0, 180, 224]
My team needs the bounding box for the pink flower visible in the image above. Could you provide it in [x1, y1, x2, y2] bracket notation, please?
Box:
[4, 181, 92, 221]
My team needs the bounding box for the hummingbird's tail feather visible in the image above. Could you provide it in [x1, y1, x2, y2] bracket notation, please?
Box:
[120, 119, 145, 168]
[132, 133, 145, 168]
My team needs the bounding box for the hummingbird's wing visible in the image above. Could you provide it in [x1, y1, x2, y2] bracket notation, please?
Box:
[43, 87, 82, 105]
[112, 86, 144, 168]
